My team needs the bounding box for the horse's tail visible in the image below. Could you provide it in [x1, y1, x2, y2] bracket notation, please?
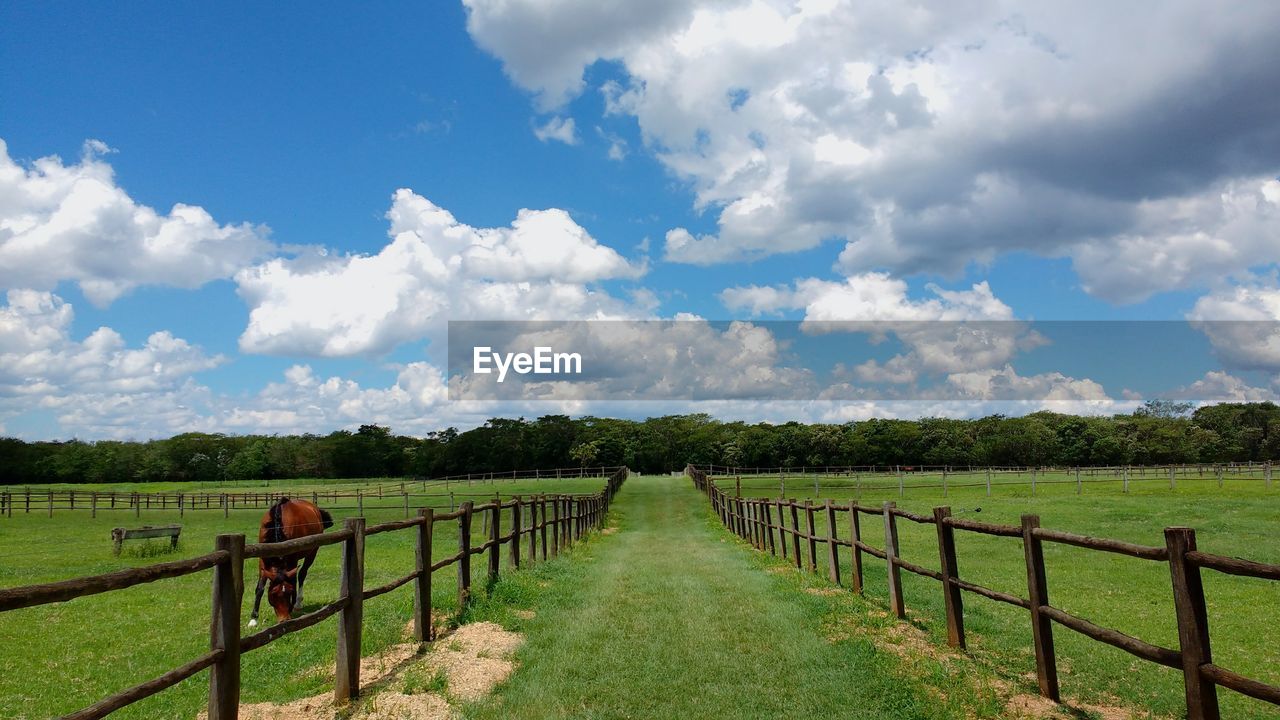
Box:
[319, 507, 334, 530]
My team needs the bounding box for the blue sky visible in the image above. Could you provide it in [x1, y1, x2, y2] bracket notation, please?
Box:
[2, 2, 1279, 439]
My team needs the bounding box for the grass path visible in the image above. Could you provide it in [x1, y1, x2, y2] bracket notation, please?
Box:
[465, 475, 998, 719]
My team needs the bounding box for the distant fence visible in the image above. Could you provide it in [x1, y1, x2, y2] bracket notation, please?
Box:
[706, 462, 1275, 498]
[0, 467, 628, 719]
[687, 465, 1279, 720]
[0, 466, 619, 518]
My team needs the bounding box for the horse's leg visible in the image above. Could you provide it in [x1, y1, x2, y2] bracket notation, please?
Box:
[295, 551, 316, 610]
[249, 573, 267, 627]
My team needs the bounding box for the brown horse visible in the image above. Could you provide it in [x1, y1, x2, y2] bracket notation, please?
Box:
[248, 497, 333, 627]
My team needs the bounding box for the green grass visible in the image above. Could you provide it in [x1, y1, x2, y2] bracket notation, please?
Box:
[464, 475, 1005, 720]
[0, 475, 606, 719]
[721, 470, 1280, 719]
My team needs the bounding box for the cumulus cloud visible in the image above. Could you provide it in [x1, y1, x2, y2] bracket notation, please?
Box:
[236, 189, 645, 357]
[466, 1, 1280, 301]
[0, 289, 229, 438]
[0, 139, 273, 306]
[533, 116, 580, 145]
[1187, 278, 1280, 377]
[0, 290, 224, 397]
[1165, 370, 1277, 403]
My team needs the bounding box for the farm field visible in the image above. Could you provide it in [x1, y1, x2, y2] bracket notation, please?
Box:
[717, 469, 1280, 719]
[0, 475, 608, 719]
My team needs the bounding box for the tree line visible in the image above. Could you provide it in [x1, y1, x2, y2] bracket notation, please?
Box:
[1, 401, 1278, 485]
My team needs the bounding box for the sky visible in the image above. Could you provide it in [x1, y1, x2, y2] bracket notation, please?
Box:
[1, 1, 1279, 440]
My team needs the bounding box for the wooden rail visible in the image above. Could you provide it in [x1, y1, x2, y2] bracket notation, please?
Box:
[0, 467, 628, 719]
[688, 464, 1280, 720]
[0, 466, 618, 519]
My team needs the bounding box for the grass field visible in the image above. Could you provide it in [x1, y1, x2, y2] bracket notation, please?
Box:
[462, 475, 1006, 719]
[0, 475, 607, 719]
[718, 469, 1280, 719]
[2, 470, 1277, 718]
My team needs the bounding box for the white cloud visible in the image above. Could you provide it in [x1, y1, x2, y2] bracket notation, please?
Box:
[0, 290, 224, 397]
[236, 190, 645, 357]
[0, 289, 228, 438]
[0, 139, 273, 306]
[533, 116, 580, 145]
[1072, 177, 1280, 303]
[1188, 278, 1280, 373]
[466, 1, 1280, 301]
[1166, 370, 1277, 403]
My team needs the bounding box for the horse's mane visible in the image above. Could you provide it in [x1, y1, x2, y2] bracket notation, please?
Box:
[266, 497, 289, 544]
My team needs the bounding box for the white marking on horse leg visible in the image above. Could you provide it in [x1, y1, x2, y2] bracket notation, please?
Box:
[248, 618, 258, 628]
[294, 590, 303, 609]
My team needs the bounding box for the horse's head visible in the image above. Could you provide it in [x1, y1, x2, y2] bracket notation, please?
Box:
[266, 567, 299, 621]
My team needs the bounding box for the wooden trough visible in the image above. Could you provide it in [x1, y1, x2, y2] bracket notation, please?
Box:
[111, 525, 182, 556]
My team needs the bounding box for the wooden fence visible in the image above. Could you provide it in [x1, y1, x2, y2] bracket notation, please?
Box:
[708, 462, 1275, 499]
[0, 467, 617, 519]
[0, 467, 628, 719]
[687, 465, 1279, 720]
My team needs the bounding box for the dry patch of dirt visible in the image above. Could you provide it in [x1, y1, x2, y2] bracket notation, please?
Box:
[198, 622, 524, 720]
[512, 609, 536, 620]
[1001, 687, 1143, 720]
[600, 526, 619, 535]
[422, 622, 523, 702]
[803, 587, 842, 596]
[359, 692, 453, 720]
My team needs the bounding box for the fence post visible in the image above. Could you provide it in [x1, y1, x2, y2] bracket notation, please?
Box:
[1169, 466, 1176, 490]
[1075, 467, 1081, 495]
[764, 501, 776, 556]
[933, 507, 965, 648]
[1021, 514, 1059, 702]
[1266, 461, 1272, 489]
[207, 534, 244, 720]
[1123, 467, 1130, 493]
[457, 502, 473, 608]
[848, 505, 863, 594]
[540, 496, 549, 559]
[488, 501, 500, 583]
[1166, 527, 1220, 720]
[551, 495, 561, 557]
[775, 500, 788, 561]
[414, 508, 433, 642]
[511, 497, 522, 569]
[883, 502, 905, 619]
[789, 500, 802, 569]
[985, 468, 992, 496]
[824, 500, 840, 586]
[805, 500, 818, 573]
[222, 494, 227, 519]
[527, 498, 538, 565]
[335, 517, 366, 703]
[1216, 465, 1223, 489]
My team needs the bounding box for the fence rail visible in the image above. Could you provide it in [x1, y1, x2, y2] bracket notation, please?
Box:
[687, 464, 1279, 720]
[0, 466, 618, 519]
[704, 461, 1276, 502]
[0, 466, 628, 719]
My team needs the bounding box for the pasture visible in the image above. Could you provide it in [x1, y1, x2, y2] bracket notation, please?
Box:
[714, 468, 1280, 719]
[0, 475, 607, 719]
